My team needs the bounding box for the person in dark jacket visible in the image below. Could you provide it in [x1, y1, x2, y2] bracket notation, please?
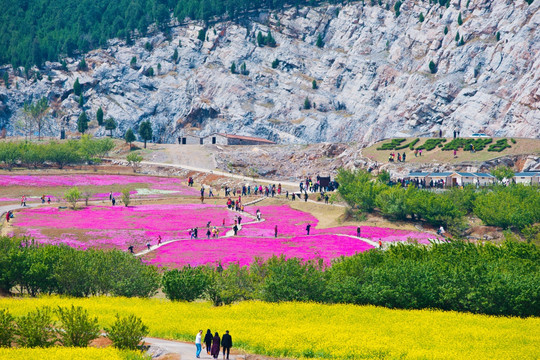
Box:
[204, 329, 213, 355]
[211, 332, 221, 359]
[221, 330, 233, 360]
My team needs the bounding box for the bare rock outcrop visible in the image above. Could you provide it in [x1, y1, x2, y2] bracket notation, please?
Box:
[1, 0, 539, 144]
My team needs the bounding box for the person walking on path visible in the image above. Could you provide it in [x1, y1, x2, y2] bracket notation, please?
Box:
[356, 227, 361, 237]
[221, 330, 233, 360]
[306, 224, 311, 235]
[195, 330, 203, 358]
[256, 209, 261, 221]
[211, 332, 221, 359]
[204, 329, 213, 355]
[274, 225, 278, 238]
[112, 197, 116, 206]
[304, 192, 308, 202]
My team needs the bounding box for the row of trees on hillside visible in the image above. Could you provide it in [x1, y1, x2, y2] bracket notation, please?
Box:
[0, 136, 114, 170]
[336, 169, 540, 235]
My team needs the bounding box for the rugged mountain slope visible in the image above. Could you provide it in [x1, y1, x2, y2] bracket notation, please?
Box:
[0, 0, 539, 144]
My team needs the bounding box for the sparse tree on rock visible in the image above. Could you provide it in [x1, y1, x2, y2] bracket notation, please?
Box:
[77, 111, 89, 134]
[125, 128, 136, 148]
[96, 107, 104, 126]
[23, 96, 49, 140]
[105, 117, 117, 137]
[304, 97, 312, 110]
[139, 120, 152, 149]
[316, 34, 324, 48]
[429, 61, 437, 74]
[73, 78, 82, 96]
[230, 62, 236, 74]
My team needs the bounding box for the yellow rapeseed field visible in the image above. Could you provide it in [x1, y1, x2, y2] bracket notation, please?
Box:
[0, 347, 144, 360]
[1, 296, 538, 359]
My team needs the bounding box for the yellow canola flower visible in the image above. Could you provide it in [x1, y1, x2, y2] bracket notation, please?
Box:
[0, 296, 539, 360]
[0, 347, 143, 360]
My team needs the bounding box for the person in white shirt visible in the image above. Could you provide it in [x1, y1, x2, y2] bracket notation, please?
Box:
[195, 329, 203, 358]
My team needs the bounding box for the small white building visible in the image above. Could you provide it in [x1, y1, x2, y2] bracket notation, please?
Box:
[513, 172, 540, 185]
[449, 172, 477, 186]
[178, 134, 202, 145]
[202, 133, 275, 145]
[473, 173, 496, 186]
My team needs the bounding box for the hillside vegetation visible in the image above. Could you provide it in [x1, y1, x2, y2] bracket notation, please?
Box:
[0, 0, 344, 69]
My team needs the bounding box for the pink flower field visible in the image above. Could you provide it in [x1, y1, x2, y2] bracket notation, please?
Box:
[11, 204, 239, 251]
[11, 202, 440, 267]
[148, 234, 375, 267]
[0, 174, 200, 196]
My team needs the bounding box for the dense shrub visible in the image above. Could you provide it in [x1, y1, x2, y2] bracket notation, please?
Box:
[0, 309, 15, 347]
[259, 256, 327, 302]
[327, 240, 540, 316]
[16, 307, 55, 348]
[55, 306, 100, 347]
[336, 169, 384, 212]
[0, 237, 160, 298]
[474, 185, 540, 230]
[106, 314, 148, 350]
[162, 266, 209, 301]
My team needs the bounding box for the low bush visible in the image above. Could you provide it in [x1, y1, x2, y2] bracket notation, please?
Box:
[442, 138, 492, 151]
[106, 314, 148, 350]
[488, 138, 511, 152]
[376, 138, 406, 150]
[415, 138, 446, 151]
[0, 309, 15, 347]
[162, 266, 209, 301]
[15, 307, 55, 348]
[55, 306, 100, 347]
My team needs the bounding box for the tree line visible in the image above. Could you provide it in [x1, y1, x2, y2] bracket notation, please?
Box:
[4, 234, 536, 317]
[0, 237, 160, 298]
[336, 169, 540, 236]
[162, 240, 539, 317]
[0, 136, 114, 170]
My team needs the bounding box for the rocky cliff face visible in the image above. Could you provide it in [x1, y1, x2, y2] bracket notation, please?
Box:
[0, 0, 539, 144]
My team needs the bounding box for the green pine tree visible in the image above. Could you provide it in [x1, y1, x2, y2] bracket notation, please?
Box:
[316, 34, 324, 48]
[96, 107, 104, 126]
[257, 31, 265, 47]
[125, 128, 136, 148]
[419, 13, 424, 22]
[73, 78, 82, 96]
[77, 111, 88, 133]
[230, 62, 236, 74]
[457, 12, 463, 25]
